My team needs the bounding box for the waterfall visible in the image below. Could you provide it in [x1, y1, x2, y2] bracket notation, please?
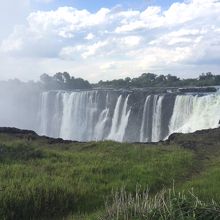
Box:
[107, 95, 131, 142]
[169, 95, 194, 134]
[108, 95, 123, 140]
[2, 85, 220, 143]
[59, 91, 100, 141]
[59, 92, 76, 140]
[140, 95, 151, 142]
[37, 90, 220, 142]
[94, 108, 109, 140]
[115, 95, 131, 142]
[39, 91, 131, 142]
[93, 93, 110, 140]
[169, 94, 220, 135]
[151, 95, 164, 142]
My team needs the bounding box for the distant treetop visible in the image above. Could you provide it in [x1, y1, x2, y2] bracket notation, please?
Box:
[40, 72, 92, 90]
[38, 72, 220, 90]
[95, 72, 220, 88]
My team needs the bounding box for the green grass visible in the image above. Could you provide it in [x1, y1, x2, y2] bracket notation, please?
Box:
[183, 157, 220, 202]
[100, 187, 220, 220]
[0, 134, 195, 219]
[0, 128, 220, 219]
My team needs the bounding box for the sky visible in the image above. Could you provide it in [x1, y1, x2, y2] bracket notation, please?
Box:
[0, 0, 220, 82]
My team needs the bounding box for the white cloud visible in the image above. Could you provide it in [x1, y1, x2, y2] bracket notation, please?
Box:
[59, 40, 109, 59]
[100, 62, 117, 71]
[149, 28, 205, 46]
[25, 7, 110, 39]
[115, 21, 146, 33]
[85, 33, 95, 40]
[0, 0, 220, 82]
[81, 41, 109, 58]
[120, 36, 142, 47]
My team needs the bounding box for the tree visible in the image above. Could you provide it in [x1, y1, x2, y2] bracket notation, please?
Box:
[166, 74, 179, 82]
[63, 72, 71, 83]
[199, 72, 214, 81]
[140, 73, 156, 82]
[40, 73, 52, 84]
[155, 75, 166, 84]
[40, 72, 92, 90]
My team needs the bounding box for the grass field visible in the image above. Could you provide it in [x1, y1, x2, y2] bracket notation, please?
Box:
[0, 128, 220, 219]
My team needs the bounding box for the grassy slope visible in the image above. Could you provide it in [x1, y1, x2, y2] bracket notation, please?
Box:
[0, 127, 219, 219]
[173, 129, 220, 203]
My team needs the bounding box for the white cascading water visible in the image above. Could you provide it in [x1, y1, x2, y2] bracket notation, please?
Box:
[93, 94, 110, 140]
[39, 91, 131, 142]
[115, 95, 131, 142]
[151, 95, 164, 142]
[93, 108, 109, 140]
[107, 95, 131, 142]
[140, 95, 151, 142]
[60, 91, 101, 141]
[169, 94, 220, 135]
[38, 90, 220, 143]
[107, 95, 123, 140]
[60, 92, 79, 140]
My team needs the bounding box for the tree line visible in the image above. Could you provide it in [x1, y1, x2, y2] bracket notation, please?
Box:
[1, 72, 220, 90]
[96, 72, 220, 88]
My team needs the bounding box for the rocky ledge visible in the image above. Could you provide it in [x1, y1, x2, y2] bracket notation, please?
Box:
[0, 127, 74, 144]
[0, 127, 220, 148]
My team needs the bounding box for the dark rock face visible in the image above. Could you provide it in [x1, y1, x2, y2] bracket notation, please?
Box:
[44, 137, 73, 144]
[160, 94, 176, 139]
[0, 127, 37, 135]
[0, 127, 74, 144]
[167, 127, 220, 142]
[1, 126, 220, 147]
[166, 127, 220, 150]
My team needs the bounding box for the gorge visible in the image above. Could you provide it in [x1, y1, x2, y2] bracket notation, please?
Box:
[1, 88, 219, 142]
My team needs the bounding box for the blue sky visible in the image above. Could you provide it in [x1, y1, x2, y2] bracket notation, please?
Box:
[33, 0, 177, 11]
[0, 0, 220, 82]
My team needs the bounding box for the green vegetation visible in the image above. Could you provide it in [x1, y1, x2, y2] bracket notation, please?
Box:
[96, 72, 220, 89]
[183, 157, 220, 203]
[40, 72, 92, 90]
[1, 72, 220, 91]
[102, 187, 220, 220]
[40, 71, 220, 90]
[0, 127, 220, 219]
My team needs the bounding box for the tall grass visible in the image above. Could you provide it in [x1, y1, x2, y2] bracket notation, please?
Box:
[2, 130, 220, 219]
[0, 137, 195, 219]
[183, 157, 220, 203]
[101, 187, 220, 220]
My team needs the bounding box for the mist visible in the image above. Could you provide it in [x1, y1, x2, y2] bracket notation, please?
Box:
[0, 80, 41, 130]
